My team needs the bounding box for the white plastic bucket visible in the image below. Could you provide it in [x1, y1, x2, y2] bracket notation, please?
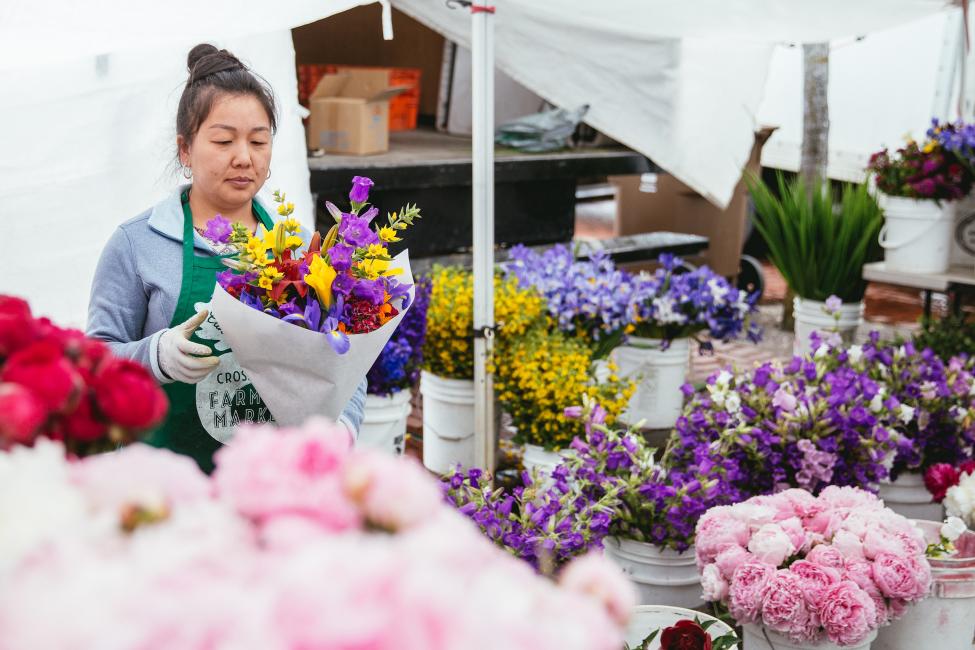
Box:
[522, 444, 564, 479]
[419, 371, 475, 474]
[603, 536, 702, 609]
[625, 605, 738, 649]
[873, 521, 975, 650]
[878, 194, 953, 274]
[743, 624, 876, 650]
[793, 297, 864, 357]
[877, 472, 944, 522]
[613, 337, 690, 430]
[358, 390, 411, 455]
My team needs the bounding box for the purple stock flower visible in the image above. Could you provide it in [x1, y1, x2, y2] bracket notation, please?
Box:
[327, 243, 354, 272]
[203, 214, 232, 243]
[349, 175, 374, 204]
[338, 214, 379, 248]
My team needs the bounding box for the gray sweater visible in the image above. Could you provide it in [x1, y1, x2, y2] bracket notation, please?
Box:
[86, 184, 366, 434]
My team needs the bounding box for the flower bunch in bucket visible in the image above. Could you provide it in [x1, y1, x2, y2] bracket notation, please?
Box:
[867, 127, 972, 200]
[695, 487, 932, 647]
[0, 295, 167, 455]
[668, 354, 902, 500]
[366, 276, 430, 396]
[925, 461, 975, 527]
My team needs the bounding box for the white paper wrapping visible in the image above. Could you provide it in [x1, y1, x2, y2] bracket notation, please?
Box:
[209, 251, 413, 426]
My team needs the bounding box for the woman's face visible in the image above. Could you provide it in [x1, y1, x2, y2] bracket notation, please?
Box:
[178, 93, 272, 209]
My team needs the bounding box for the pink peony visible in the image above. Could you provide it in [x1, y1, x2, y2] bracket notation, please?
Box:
[831, 530, 866, 562]
[819, 486, 882, 512]
[843, 560, 876, 592]
[747, 523, 796, 566]
[694, 506, 750, 566]
[806, 544, 845, 570]
[761, 569, 817, 642]
[342, 451, 442, 532]
[729, 559, 776, 624]
[819, 580, 877, 646]
[558, 552, 636, 628]
[213, 418, 362, 532]
[700, 563, 729, 602]
[789, 560, 840, 606]
[714, 545, 752, 581]
[871, 552, 931, 602]
[778, 517, 810, 554]
[776, 488, 825, 522]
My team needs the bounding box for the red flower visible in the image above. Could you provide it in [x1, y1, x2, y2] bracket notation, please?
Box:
[660, 620, 712, 650]
[924, 463, 961, 503]
[960, 460, 975, 476]
[92, 358, 167, 430]
[63, 394, 108, 442]
[1, 340, 81, 412]
[0, 295, 39, 359]
[0, 382, 47, 446]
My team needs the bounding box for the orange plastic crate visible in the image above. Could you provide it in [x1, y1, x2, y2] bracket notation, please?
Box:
[297, 64, 421, 131]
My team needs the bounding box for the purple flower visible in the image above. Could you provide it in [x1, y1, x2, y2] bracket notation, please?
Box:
[338, 214, 379, 248]
[203, 214, 232, 243]
[323, 317, 350, 354]
[327, 243, 354, 272]
[353, 277, 385, 305]
[331, 273, 355, 297]
[824, 295, 843, 315]
[349, 175, 374, 204]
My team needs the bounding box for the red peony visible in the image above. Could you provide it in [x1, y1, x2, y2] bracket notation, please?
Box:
[63, 393, 108, 442]
[960, 460, 975, 476]
[92, 358, 167, 430]
[924, 463, 961, 503]
[1, 340, 81, 412]
[0, 382, 47, 445]
[0, 295, 39, 359]
[660, 619, 712, 650]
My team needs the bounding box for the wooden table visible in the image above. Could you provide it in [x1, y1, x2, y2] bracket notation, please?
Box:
[862, 261, 975, 317]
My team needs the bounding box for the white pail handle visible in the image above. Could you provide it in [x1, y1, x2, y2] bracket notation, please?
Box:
[878, 218, 942, 250]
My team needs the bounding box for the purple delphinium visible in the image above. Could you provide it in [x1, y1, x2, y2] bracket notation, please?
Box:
[366, 277, 430, 396]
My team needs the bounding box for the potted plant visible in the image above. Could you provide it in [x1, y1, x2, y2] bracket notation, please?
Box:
[620, 254, 760, 429]
[695, 487, 932, 649]
[361, 277, 431, 455]
[748, 173, 883, 355]
[492, 327, 633, 477]
[866, 121, 973, 275]
[420, 266, 545, 473]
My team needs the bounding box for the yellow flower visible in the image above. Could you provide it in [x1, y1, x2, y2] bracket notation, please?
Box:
[245, 235, 269, 262]
[360, 244, 399, 279]
[276, 201, 295, 217]
[280, 217, 301, 233]
[257, 266, 283, 291]
[263, 223, 303, 256]
[922, 140, 936, 154]
[304, 254, 336, 307]
[378, 226, 401, 243]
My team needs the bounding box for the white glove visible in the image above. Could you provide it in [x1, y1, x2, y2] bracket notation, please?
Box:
[157, 311, 220, 384]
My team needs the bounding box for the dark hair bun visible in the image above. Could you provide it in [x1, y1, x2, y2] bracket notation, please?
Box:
[186, 43, 244, 83]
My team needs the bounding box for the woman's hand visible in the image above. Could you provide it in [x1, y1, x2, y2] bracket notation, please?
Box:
[158, 311, 220, 383]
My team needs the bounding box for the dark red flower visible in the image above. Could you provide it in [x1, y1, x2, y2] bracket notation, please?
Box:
[960, 460, 975, 476]
[92, 358, 167, 431]
[63, 394, 108, 442]
[660, 619, 712, 650]
[0, 295, 39, 360]
[924, 463, 961, 503]
[1, 340, 81, 412]
[0, 382, 47, 446]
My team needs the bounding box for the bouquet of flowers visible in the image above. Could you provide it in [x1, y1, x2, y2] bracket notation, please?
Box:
[493, 327, 634, 450]
[209, 177, 417, 424]
[628, 254, 761, 350]
[0, 295, 167, 455]
[695, 487, 931, 647]
[505, 244, 640, 357]
[0, 418, 633, 649]
[668, 353, 901, 500]
[867, 123, 973, 200]
[366, 276, 430, 397]
[925, 461, 975, 526]
[562, 396, 732, 552]
[421, 266, 546, 380]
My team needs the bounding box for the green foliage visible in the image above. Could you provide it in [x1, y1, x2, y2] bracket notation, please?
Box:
[747, 172, 883, 302]
[914, 313, 975, 361]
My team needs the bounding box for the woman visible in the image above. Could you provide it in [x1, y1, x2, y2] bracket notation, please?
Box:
[87, 44, 366, 472]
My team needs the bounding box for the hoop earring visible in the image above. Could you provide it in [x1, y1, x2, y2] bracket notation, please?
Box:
[266, 167, 271, 180]
[182, 166, 192, 180]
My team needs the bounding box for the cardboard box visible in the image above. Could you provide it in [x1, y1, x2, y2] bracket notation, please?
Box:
[609, 127, 776, 278]
[306, 70, 409, 155]
[299, 65, 422, 131]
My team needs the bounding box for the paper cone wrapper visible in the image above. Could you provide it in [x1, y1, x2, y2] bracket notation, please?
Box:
[210, 251, 414, 426]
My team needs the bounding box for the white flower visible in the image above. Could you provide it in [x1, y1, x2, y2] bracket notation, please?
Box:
[724, 392, 741, 414]
[945, 473, 975, 527]
[897, 404, 916, 424]
[814, 344, 829, 359]
[870, 394, 884, 414]
[895, 345, 907, 360]
[715, 370, 733, 388]
[941, 516, 967, 542]
[847, 345, 864, 364]
[700, 563, 728, 601]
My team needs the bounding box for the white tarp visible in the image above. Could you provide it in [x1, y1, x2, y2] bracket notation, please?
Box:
[393, 0, 961, 207]
[0, 2, 389, 327]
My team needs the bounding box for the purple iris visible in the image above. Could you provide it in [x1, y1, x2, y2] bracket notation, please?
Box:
[281, 301, 351, 355]
[322, 317, 350, 354]
[349, 176, 374, 204]
[216, 269, 255, 292]
[384, 277, 412, 306]
[338, 214, 379, 248]
[327, 243, 354, 272]
[203, 214, 233, 243]
[353, 277, 386, 305]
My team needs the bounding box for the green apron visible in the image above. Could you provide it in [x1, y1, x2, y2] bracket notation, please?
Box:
[145, 191, 275, 473]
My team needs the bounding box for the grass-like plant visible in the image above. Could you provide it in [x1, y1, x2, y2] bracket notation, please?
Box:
[747, 172, 883, 303]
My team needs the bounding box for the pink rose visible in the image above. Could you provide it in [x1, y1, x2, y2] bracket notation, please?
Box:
[789, 560, 840, 606]
[871, 552, 931, 602]
[695, 507, 750, 566]
[714, 545, 752, 581]
[700, 563, 729, 602]
[761, 569, 817, 642]
[806, 544, 845, 570]
[729, 560, 776, 624]
[819, 580, 877, 646]
[342, 451, 441, 532]
[747, 523, 795, 566]
[559, 552, 636, 628]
